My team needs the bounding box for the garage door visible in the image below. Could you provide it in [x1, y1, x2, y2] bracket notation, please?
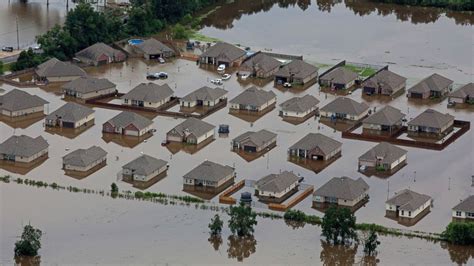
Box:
[244, 146, 257, 153]
[410, 93, 423, 99]
[62, 121, 75, 128]
[125, 129, 139, 136]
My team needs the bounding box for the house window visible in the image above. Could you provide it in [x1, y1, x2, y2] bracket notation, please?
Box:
[408, 211, 411, 217]
[467, 212, 474, 218]
[124, 99, 128, 103]
[456, 211, 462, 217]
[401, 210, 404, 216]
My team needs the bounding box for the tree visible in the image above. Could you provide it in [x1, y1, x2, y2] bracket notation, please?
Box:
[10, 49, 47, 72]
[321, 207, 357, 245]
[227, 202, 257, 237]
[0, 61, 4, 75]
[172, 23, 189, 39]
[14, 224, 42, 257]
[442, 222, 474, 245]
[362, 229, 380, 256]
[111, 183, 119, 194]
[208, 214, 223, 236]
[36, 25, 78, 60]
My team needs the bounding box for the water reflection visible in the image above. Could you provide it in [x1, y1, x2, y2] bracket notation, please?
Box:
[320, 240, 358, 265]
[227, 235, 257, 262]
[208, 235, 223, 251]
[440, 242, 474, 265]
[14, 255, 41, 266]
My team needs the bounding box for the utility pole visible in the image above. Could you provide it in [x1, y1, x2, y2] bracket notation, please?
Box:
[16, 16, 19, 50]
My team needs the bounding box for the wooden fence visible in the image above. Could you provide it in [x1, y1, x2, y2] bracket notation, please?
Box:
[219, 180, 246, 205]
[268, 185, 314, 212]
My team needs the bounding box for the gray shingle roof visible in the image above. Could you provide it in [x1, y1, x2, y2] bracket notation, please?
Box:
[279, 95, 319, 113]
[105, 111, 153, 131]
[320, 67, 358, 84]
[314, 177, 369, 201]
[36, 58, 87, 78]
[240, 52, 281, 73]
[408, 73, 453, 94]
[289, 133, 341, 155]
[184, 160, 234, 182]
[386, 189, 431, 212]
[62, 146, 107, 167]
[255, 171, 300, 194]
[122, 154, 168, 176]
[0, 89, 48, 112]
[75, 42, 125, 61]
[230, 86, 276, 107]
[408, 109, 454, 129]
[135, 38, 174, 55]
[274, 59, 318, 80]
[449, 83, 474, 99]
[363, 70, 406, 91]
[320, 97, 369, 116]
[121, 83, 174, 103]
[359, 142, 407, 165]
[62, 77, 116, 94]
[233, 129, 277, 148]
[168, 117, 215, 138]
[363, 105, 405, 126]
[453, 195, 474, 213]
[181, 86, 228, 102]
[200, 42, 246, 62]
[46, 102, 94, 123]
[0, 135, 48, 157]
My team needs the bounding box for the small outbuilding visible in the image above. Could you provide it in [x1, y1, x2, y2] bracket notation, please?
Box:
[288, 133, 342, 161]
[0, 89, 48, 117]
[362, 69, 406, 96]
[274, 59, 318, 86]
[255, 171, 300, 203]
[386, 189, 432, 222]
[122, 83, 174, 109]
[45, 102, 94, 129]
[239, 52, 282, 78]
[229, 86, 276, 112]
[75, 42, 126, 66]
[183, 160, 236, 188]
[35, 58, 87, 82]
[452, 195, 474, 222]
[62, 77, 117, 100]
[180, 86, 228, 108]
[102, 111, 153, 137]
[199, 42, 246, 67]
[279, 95, 319, 119]
[358, 142, 407, 172]
[407, 73, 453, 99]
[313, 176, 369, 209]
[407, 109, 454, 136]
[0, 135, 48, 163]
[232, 129, 277, 153]
[122, 154, 168, 182]
[62, 146, 107, 172]
[319, 67, 358, 90]
[319, 97, 369, 121]
[166, 117, 215, 145]
[134, 38, 175, 59]
[449, 83, 474, 104]
[362, 105, 405, 133]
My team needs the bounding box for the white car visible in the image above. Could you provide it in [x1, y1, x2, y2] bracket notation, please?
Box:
[283, 82, 292, 88]
[222, 74, 231, 80]
[239, 73, 250, 80]
[217, 64, 226, 72]
[211, 79, 223, 85]
[158, 57, 165, 64]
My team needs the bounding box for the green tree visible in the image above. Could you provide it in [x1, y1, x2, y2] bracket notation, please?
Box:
[362, 229, 380, 256]
[321, 207, 358, 245]
[14, 224, 42, 257]
[442, 222, 474, 245]
[208, 214, 223, 236]
[228, 203, 257, 237]
[172, 23, 189, 39]
[0, 61, 4, 75]
[36, 25, 78, 60]
[111, 183, 119, 194]
[10, 49, 47, 72]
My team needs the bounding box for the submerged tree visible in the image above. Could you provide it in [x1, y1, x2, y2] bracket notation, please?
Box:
[110, 183, 119, 198]
[208, 214, 223, 236]
[228, 202, 257, 237]
[362, 229, 380, 256]
[14, 224, 42, 257]
[321, 206, 357, 245]
[442, 222, 474, 245]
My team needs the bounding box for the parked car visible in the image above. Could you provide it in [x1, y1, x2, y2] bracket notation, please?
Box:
[2, 46, 14, 52]
[217, 64, 226, 72]
[211, 79, 223, 85]
[146, 72, 168, 80]
[283, 82, 292, 88]
[239, 73, 250, 80]
[158, 57, 165, 64]
[222, 74, 231, 80]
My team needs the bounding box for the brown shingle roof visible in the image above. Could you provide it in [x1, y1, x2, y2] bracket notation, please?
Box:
[240, 52, 281, 73]
[36, 58, 87, 78]
[314, 177, 369, 201]
[289, 133, 341, 155]
[62, 77, 116, 94]
[408, 73, 453, 94]
[200, 42, 246, 62]
[408, 109, 454, 129]
[230, 86, 276, 107]
[279, 95, 319, 113]
[135, 38, 174, 55]
[122, 83, 173, 103]
[386, 189, 431, 212]
[363, 105, 405, 126]
[359, 142, 407, 165]
[0, 89, 48, 112]
[453, 195, 474, 213]
[449, 83, 474, 99]
[75, 42, 125, 62]
[320, 67, 358, 85]
[320, 97, 369, 116]
[255, 171, 300, 194]
[274, 59, 318, 80]
[363, 69, 406, 92]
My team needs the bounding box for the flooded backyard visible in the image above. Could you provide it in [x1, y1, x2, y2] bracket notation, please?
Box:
[1, 0, 474, 264]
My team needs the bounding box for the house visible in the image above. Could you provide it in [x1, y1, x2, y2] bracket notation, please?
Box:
[0, 89, 48, 117]
[75, 42, 126, 66]
[452, 195, 474, 222]
[62, 77, 117, 100]
[313, 177, 369, 209]
[319, 97, 369, 121]
[358, 142, 407, 171]
[408, 73, 453, 99]
[238, 52, 281, 78]
[319, 67, 358, 90]
[232, 129, 277, 153]
[288, 133, 342, 161]
[362, 105, 405, 133]
[254, 171, 300, 203]
[166, 117, 215, 145]
[134, 38, 175, 59]
[199, 42, 246, 67]
[449, 83, 474, 104]
[279, 95, 319, 118]
[35, 58, 87, 82]
[45, 102, 94, 128]
[385, 189, 432, 222]
[180, 86, 228, 108]
[102, 111, 153, 137]
[0, 135, 48, 163]
[183, 160, 236, 188]
[229, 87, 276, 112]
[62, 146, 107, 172]
[122, 83, 174, 109]
[122, 154, 168, 182]
[274, 59, 318, 85]
[363, 69, 407, 96]
[407, 109, 454, 135]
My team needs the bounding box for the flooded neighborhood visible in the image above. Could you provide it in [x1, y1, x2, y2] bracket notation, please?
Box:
[0, 0, 473, 264]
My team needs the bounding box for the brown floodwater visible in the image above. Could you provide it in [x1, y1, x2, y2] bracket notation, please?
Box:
[1, 0, 474, 264]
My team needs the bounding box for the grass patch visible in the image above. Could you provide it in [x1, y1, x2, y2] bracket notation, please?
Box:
[344, 64, 377, 77]
[189, 31, 221, 42]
